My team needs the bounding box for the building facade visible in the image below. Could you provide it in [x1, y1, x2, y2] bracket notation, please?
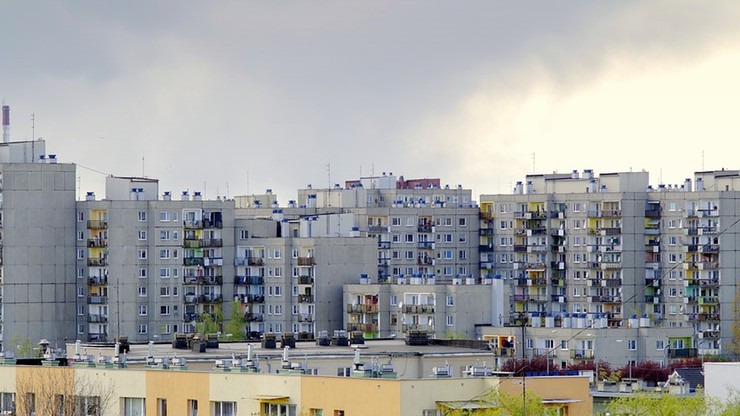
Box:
[478, 169, 740, 368]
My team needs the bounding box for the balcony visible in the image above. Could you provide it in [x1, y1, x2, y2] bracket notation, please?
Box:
[202, 218, 223, 229]
[86, 220, 108, 229]
[347, 323, 378, 333]
[418, 241, 434, 249]
[418, 224, 433, 233]
[198, 294, 223, 304]
[403, 304, 435, 314]
[183, 239, 202, 248]
[242, 295, 265, 304]
[570, 349, 595, 360]
[87, 314, 108, 323]
[417, 256, 433, 266]
[600, 296, 622, 303]
[645, 209, 661, 219]
[667, 348, 698, 359]
[297, 257, 315, 266]
[479, 228, 494, 236]
[248, 257, 264, 266]
[88, 276, 108, 286]
[480, 212, 494, 220]
[183, 257, 204, 267]
[685, 312, 720, 322]
[298, 295, 314, 304]
[298, 314, 314, 323]
[87, 258, 107, 267]
[368, 225, 389, 234]
[244, 313, 264, 322]
[297, 276, 314, 285]
[87, 238, 108, 248]
[87, 295, 108, 305]
[88, 333, 108, 343]
[491, 347, 517, 357]
[347, 303, 379, 313]
[699, 296, 720, 305]
[201, 238, 223, 248]
[699, 330, 720, 340]
[203, 257, 223, 267]
[510, 294, 530, 302]
[183, 220, 203, 229]
[234, 275, 264, 285]
[184, 294, 198, 304]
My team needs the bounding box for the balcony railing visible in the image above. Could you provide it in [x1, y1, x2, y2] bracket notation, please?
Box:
[183, 220, 203, 229]
[87, 295, 108, 305]
[245, 313, 264, 322]
[297, 276, 314, 285]
[87, 314, 108, 323]
[88, 276, 108, 285]
[298, 295, 314, 303]
[87, 220, 108, 229]
[368, 225, 389, 234]
[87, 238, 108, 248]
[418, 224, 433, 233]
[183, 257, 204, 266]
[87, 258, 107, 267]
[667, 348, 697, 359]
[570, 349, 594, 359]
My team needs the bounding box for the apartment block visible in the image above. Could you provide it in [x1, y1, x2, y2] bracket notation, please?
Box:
[0, 148, 77, 350]
[477, 169, 740, 367]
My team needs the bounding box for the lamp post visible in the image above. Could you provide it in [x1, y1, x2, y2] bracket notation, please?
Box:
[517, 312, 528, 416]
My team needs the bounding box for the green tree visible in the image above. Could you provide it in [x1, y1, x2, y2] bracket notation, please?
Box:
[195, 308, 223, 334]
[9, 335, 37, 358]
[606, 391, 722, 416]
[223, 300, 246, 341]
[443, 388, 559, 416]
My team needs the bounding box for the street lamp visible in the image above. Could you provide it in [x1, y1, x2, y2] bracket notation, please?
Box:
[517, 312, 529, 416]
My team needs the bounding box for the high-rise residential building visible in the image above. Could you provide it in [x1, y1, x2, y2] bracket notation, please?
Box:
[76, 177, 236, 344]
[476, 169, 740, 368]
[0, 136, 78, 351]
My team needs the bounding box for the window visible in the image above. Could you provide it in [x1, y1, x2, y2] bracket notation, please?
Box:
[405, 234, 414, 243]
[187, 400, 198, 416]
[160, 268, 170, 278]
[138, 324, 148, 335]
[404, 250, 414, 259]
[157, 398, 167, 416]
[78, 287, 85, 297]
[458, 250, 467, 260]
[77, 211, 85, 222]
[138, 249, 148, 259]
[160, 305, 170, 316]
[275, 305, 282, 315]
[138, 230, 147, 240]
[139, 305, 148, 316]
[138, 211, 147, 222]
[138, 287, 147, 297]
[160, 230, 170, 240]
[139, 268, 147, 279]
[444, 250, 453, 259]
[122, 397, 145, 416]
[77, 249, 85, 259]
[292, 249, 299, 258]
[406, 217, 414, 226]
[160, 211, 170, 222]
[275, 267, 282, 277]
[446, 295, 454, 306]
[560, 340, 568, 350]
[446, 315, 454, 326]
[459, 218, 467, 226]
[78, 268, 85, 278]
[77, 231, 85, 240]
[275, 286, 281, 296]
[628, 340, 637, 351]
[160, 249, 171, 259]
[391, 217, 401, 226]
[261, 403, 295, 416]
[240, 230, 249, 239]
[274, 249, 282, 259]
[668, 202, 678, 212]
[656, 340, 665, 350]
[443, 234, 453, 243]
[526, 339, 533, 349]
[78, 324, 85, 334]
[0, 393, 16, 415]
[160, 287, 171, 297]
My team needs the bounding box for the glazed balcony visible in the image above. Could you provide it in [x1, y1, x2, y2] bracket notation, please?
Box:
[183, 257, 204, 267]
[234, 275, 264, 285]
[87, 295, 108, 305]
[368, 225, 389, 234]
[297, 276, 314, 285]
[88, 276, 108, 286]
[417, 224, 433, 233]
[378, 241, 391, 249]
[297, 257, 315, 266]
[418, 241, 434, 249]
[346, 304, 379, 313]
[183, 220, 203, 229]
[183, 239, 202, 248]
[667, 348, 697, 359]
[202, 218, 223, 229]
[247, 257, 264, 266]
[201, 238, 223, 248]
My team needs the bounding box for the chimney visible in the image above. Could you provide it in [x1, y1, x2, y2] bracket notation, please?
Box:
[2, 105, 9, 143]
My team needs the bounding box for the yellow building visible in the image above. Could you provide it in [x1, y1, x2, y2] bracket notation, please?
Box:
[0, 360, 591, 416]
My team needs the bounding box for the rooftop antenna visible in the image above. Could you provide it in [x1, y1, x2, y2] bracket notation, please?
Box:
[142, 156, 145, 177]
[31, 112, 35, 140]
[532, 152, 536, 173]
[326, 162, 331, 189]
[2, 102, 10, 143]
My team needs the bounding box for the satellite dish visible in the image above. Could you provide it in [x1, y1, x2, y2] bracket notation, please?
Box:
[398, 302, 403, 309]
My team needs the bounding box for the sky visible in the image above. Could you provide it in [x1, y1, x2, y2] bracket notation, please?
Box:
[2, 1, 740, 202]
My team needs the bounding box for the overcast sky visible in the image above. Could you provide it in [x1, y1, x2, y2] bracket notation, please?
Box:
[2, 1, 740, 201]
